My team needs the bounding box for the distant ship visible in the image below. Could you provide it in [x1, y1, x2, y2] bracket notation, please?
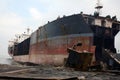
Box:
[8, 0, 120, 69]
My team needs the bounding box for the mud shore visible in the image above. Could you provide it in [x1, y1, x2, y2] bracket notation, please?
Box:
[0, 64, 119, 80]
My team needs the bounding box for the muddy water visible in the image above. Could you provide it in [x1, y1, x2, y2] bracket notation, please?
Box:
[0, 58, 119, 80]
[0, 57, 12, 65]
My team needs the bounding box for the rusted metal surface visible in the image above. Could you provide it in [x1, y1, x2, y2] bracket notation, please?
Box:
[39, 36, 92, 53]
[11, 35, 96, 68]
[30, 31, 37, 45]
[13, 35, 95, 66]
[65, 48, 93, 71]
[29, 54, 68, 66]
[13, 55, 29, 63]
[28, 35, 95, 65]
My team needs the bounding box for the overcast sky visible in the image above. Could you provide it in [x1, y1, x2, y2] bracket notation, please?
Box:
[0, 0, 120, 58]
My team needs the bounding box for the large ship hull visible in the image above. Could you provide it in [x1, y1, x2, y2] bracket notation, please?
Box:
[13, 34, 94, 65]
[8, 13, 120, 67]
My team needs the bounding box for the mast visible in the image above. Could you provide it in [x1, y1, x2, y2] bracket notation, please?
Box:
[95, 0, 103, 15]
[27, 28, 30, 35]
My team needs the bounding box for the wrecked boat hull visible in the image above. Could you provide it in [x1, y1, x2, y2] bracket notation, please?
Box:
[13, 35, 94, 65]
[8, 13, 120, 68]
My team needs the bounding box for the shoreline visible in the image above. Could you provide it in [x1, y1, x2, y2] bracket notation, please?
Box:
[0, 64, 119, 80]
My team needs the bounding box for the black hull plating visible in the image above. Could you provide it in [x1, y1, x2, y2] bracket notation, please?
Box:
[14, 38, 30, 56]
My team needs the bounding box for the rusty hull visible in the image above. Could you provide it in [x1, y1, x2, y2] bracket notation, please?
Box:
[66, 48, 93, 71]
[13, 35, 95, 66]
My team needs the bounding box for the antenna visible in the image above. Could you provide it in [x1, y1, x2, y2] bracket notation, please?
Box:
[95, 0, 103, 15]
[27, 27, 30, 35]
